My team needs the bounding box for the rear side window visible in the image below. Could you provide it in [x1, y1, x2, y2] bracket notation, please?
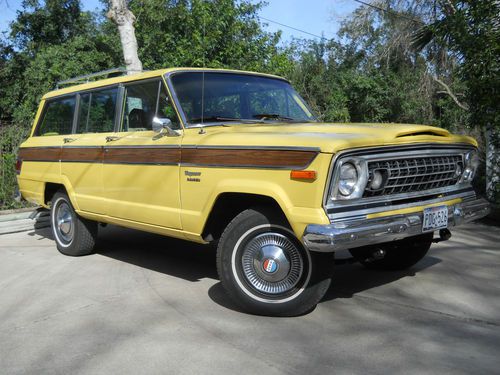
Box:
[35, 96, 76, 136]
[76, 87, 118, 133]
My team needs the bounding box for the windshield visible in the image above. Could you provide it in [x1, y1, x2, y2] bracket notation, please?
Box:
[169, 72, 317, 126]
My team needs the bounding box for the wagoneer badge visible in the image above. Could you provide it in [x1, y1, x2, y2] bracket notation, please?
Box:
[185, 170, 201, 182]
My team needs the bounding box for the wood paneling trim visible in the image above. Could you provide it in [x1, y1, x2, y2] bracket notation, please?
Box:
[181, 148, 318, 169]
[18, 146, 318, 169]
[104, 147, 180, 165]
[18, 147, 61, 162]
[62, 147, 103, 162]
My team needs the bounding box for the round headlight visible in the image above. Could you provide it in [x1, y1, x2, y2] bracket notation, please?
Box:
[339, 162, 358, 196]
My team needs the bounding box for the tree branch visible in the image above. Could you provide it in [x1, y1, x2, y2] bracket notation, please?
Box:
[433, 76, 469, 110]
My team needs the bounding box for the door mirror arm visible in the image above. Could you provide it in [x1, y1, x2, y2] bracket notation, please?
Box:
[152, 117, 180, 138]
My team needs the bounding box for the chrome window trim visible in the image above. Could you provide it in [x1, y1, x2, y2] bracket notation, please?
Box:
[323, 143, 476, 218]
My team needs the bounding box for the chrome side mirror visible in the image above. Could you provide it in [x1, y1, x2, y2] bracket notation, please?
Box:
[152, 117, 180, 137]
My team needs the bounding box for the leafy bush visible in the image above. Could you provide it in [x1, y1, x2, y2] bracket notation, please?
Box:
[0, 123, 30, 209]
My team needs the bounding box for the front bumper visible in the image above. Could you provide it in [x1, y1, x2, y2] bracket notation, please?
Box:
[303, 198, 490, 252]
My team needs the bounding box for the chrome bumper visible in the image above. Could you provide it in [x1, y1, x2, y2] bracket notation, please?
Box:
[303, 198, 490, 253]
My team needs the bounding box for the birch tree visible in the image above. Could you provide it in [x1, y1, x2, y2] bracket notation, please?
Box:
[107, 0, 143, 74]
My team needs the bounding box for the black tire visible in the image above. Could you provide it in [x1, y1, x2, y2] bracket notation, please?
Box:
[50, 191, 97, 256]
[349, 233, 433, 271]
[216, 207, 333, 316]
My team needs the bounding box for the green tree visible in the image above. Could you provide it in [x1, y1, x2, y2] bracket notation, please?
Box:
[412, 0, 500, 203]
[128, 0, 286, 71]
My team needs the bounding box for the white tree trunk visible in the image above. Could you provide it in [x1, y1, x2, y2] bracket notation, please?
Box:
[485, 124, 500, 203]
[107, 0, 143, 74]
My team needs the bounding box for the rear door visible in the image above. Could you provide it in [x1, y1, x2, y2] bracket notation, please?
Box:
[61, 85, 120, 214]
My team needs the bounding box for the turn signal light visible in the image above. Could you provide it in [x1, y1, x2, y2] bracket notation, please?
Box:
[290, 170, 317, 180]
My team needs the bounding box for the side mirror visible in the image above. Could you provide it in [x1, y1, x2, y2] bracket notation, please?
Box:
[152, 117, 179, 137]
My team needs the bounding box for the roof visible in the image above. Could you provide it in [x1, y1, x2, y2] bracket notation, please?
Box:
[42, 68, 288, 100]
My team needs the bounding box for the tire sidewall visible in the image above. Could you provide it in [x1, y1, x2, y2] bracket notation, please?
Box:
[51, 194, 75, 249]
[218, 208, 332, 316]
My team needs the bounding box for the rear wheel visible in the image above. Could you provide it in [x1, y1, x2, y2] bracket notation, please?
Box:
[50, 191, 97, 256]
[216, 207, 332, 316]
[349, 233, 433, 270]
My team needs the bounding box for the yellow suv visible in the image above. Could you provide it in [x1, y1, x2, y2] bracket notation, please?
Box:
[16, 68, 490, 316]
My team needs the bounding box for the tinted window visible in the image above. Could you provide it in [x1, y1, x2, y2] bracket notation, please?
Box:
[76, 87, 117, 133]
[170, 72, 316, 125]
[157, 85, 181, 130]
[122, 81, 159, 131]
[36, 96, 75, 136]
[120, 80, 180, 132]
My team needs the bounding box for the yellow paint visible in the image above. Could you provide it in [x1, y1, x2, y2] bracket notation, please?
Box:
[17, 68, 478, 243]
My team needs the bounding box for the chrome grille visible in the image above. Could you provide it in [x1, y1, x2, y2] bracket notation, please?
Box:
[364, 155, 463, 197]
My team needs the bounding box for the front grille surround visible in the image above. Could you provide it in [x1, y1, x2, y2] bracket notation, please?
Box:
[364, 154, 463, 197]
[324, 145, 475, 212]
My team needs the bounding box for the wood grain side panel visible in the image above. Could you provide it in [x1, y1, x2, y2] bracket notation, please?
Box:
[104, 147, 181, 165]
[62, 147, 103, 162]
[18, 147, 61, 162]
[181, 148, 318, 169]
[19, 146, 318, 168]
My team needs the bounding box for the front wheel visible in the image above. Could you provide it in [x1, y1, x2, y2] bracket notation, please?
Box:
[216, 207, 332, 316]
[50, 191, 97, 256]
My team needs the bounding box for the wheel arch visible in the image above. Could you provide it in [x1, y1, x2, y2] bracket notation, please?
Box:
[201, 192, 290, 243]
[43, 179, 79, 210]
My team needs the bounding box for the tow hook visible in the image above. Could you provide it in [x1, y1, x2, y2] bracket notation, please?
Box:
[433, 228, 452, 243]
[365, 248, 386, 263]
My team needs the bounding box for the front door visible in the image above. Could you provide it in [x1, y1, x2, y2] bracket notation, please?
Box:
[103, 79, 182, 229]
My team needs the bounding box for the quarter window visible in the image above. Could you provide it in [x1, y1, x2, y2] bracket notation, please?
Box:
[35, 96, 76, 136]
[76, 87, 118, 133]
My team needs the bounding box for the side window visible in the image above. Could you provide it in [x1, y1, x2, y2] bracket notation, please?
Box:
[35, 96, 76, 136]
[76, 87, 118, 133]
[120, 80, 180, 132]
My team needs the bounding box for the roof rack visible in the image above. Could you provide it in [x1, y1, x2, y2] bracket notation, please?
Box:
[55, 67, 130, 89]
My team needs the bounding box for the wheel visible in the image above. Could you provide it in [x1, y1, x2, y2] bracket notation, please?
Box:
[349, 233, 433, 271]
[216, 207, 333, 316]
[50, 191, 97, 256]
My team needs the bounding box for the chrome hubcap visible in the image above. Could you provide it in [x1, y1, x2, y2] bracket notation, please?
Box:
[56, 202, 74, 243]
[241, 232, 303, 295]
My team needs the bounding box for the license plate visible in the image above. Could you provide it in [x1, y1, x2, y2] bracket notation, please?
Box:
[422, 205, 448, 232]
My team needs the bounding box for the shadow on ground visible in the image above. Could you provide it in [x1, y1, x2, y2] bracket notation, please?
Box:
[30, 223, 442, 313]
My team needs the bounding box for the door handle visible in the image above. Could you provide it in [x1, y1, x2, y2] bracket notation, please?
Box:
[63, 137, 76, 143]
[105, 136, 120, 142]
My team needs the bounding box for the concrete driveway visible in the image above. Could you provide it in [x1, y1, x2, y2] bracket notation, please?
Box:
[1, 220, 499, 374]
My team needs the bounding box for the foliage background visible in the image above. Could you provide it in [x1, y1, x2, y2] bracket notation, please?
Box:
[0, 0, 498, 208]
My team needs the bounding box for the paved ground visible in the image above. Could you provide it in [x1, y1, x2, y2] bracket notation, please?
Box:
[0, 220, 499, 374]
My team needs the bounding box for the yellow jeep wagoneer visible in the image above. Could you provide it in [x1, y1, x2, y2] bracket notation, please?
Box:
[17, 68, 490, 316]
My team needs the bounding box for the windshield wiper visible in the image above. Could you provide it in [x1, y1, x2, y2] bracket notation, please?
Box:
[252, 114, 298, 122]
[189, 116, 262, 124]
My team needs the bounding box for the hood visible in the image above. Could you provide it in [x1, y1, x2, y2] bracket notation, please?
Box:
[189, 122, 477, 153]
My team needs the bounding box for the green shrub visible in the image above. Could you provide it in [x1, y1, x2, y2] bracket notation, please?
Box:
[0, 123, 30, 209]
